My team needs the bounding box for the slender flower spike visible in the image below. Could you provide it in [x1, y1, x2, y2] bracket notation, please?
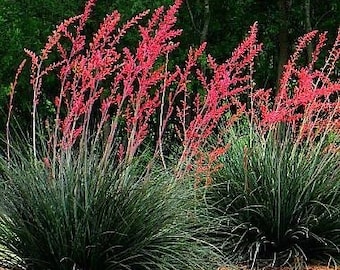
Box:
[253, 29, 340, 140]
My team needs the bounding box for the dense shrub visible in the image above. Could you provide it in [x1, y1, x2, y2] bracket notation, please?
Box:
[0, 146, 221, 270]
[207, 124, 340, 268]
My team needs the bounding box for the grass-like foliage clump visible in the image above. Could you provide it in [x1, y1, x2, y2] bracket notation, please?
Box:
[0, 145, 219, 270]
[208, 124, 340, 268]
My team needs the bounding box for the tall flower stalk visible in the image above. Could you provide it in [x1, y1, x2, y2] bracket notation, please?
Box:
[7, 0, 261, 178]
[252, 28, 340, 145]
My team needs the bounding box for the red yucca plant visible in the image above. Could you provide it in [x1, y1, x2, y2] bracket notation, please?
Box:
[7, 0, 261, 181]
[206, 27, 340, 268]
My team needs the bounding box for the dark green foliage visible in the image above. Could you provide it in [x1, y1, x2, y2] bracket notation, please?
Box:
[208, 126, 340, 268]
[0, 146, 220, 270]
[0, 0, 86, 130]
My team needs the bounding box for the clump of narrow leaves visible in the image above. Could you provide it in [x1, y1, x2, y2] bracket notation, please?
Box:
[207, 124, 340, 268]
[0, 143, 220, 270]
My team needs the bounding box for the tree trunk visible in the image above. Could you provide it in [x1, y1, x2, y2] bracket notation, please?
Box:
[305, 0, 313, 63]
[276, 0, 290, 95]
[200, 0, 210, 43]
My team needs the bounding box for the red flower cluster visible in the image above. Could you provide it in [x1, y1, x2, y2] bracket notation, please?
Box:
[8, 0, 261, 177]
[9, 0, 338, 183]
[252, 29, 340, 141]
